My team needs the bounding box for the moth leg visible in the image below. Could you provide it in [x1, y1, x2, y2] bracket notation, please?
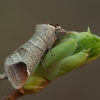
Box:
[41, 55, 46, 67]
[41, 47, 53, 67]
[41, 49, 48, 68]
[48, 47, 53, 56]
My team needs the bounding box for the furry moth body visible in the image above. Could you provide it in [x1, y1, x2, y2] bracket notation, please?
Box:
[4, 24, 60, 89]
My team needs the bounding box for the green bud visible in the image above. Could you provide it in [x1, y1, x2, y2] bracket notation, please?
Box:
[23, 28, 100, 94]
[33, 38, 77, 80]
[56, 49, 89, 77]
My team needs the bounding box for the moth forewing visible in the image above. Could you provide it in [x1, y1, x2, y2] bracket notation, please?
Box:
[4, 24, 58, 89]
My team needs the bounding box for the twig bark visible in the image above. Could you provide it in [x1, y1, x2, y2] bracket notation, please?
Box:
[0, 89, 24, 100]
[0, 73, 7, 81]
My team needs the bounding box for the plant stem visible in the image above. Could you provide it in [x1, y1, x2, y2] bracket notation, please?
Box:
[0, 73, 7, 81]
[0, 89, 24, 100]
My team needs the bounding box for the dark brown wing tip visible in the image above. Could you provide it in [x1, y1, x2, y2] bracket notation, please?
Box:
[5, 62, 29, 89]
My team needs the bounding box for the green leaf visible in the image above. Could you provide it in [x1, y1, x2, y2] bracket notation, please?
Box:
[56, 49, 89, 77]
[43, 38, 77, 67]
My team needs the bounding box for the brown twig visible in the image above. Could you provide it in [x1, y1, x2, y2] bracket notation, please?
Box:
[0, 89, 24, 100]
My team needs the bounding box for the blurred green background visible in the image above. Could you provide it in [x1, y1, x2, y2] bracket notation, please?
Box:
[0, 0, 100, 100]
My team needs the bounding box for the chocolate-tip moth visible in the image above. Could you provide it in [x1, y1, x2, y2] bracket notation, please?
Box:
[4, 24, 67, 89]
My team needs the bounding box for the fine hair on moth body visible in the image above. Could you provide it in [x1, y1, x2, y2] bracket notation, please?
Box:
[4, 24, 67, 89]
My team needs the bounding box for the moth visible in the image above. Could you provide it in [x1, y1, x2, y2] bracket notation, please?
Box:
[4, 24, 67, 89]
